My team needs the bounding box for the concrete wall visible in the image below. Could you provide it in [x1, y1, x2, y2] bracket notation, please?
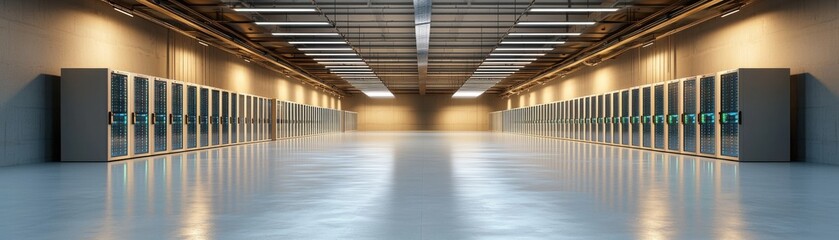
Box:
[502, 0, 839, 163]
[344, 94, 501, 131]
[0, 0, 340, 166]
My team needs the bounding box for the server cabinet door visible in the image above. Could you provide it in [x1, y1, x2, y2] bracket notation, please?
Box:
[133, 76, 150, 155]
[199, 88, 210, 147]
[631, 88, 641, 146]
[667, 81, 680, 151]
[239, 95, 246, 142]
[222, 92, 229, 145]
[152, 79, 168, 153]
[642, 87, 652, 148]
[720, 72, 740, 157]
[596, 95, 602, 142]
[584, 98, 590, 141]
[683, 79, 698, 153]
[620, 90, 630, 145]
[246, 96, 252, 141]
[186, 86, 198, 149]
[699, 75, 717, 155]
[231, 93, 238, 144]
[171, 83, 184, 150]
[654, 84, 665, 150]
[211, 90, 220, 146]
[612, 92, 621, 143]
[604, 94, 612, 143]
[252, 97, 258, 140]
[109, 72, 130, 158]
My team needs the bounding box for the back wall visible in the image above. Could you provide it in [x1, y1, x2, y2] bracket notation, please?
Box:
[344, 94, 501, 131]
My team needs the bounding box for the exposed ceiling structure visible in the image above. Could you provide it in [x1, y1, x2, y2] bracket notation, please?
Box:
[106, 0, 747, 97]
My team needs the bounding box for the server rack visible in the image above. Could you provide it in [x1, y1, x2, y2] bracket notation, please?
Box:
[641, 86, 652, 148]
[630, 88, 641, 146]
[666, 79, 681, 152]
[211, 89, 220, 146]
[620, 90, 630, 145]
[653, 84, 665, 150]
[186, 84, 199, 149]
[611, 92, 620, 144]
[604, 93, 613, 144]
[170, 81, 184, 151]
[221, 91, 229, 145]
[199, 87, 210, 147]
[132, 74, 152, 157]
[698, 74, 717, 156]
[152, 78, 169, 154]
[682, 77, 699, 153]
[231, 93, 238, 144]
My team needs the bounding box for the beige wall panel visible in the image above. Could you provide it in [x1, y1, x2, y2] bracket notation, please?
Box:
[345, 94, 500, 131]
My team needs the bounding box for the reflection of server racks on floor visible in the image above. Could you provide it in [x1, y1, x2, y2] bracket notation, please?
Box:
[60, 68, 352, 162]
[490, 68, 791, 162]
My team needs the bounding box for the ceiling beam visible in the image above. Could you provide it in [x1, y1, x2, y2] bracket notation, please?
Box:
[414, 0, 431, 95]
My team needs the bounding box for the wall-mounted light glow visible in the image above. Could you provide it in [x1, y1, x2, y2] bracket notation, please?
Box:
[306, 53, 357, 56]
[501, 41, 566, 44]
[721, 8, 740, 18]
[452, 91, 484, 98]
[508, 33, 581, 36]
[314, 58, 362, 61]
[641, 41, 655, 48]
[517, 22, 596, 25]
[301, 48, 353, 51]
[243, 58, 251, 63]
[233, 8, 317, 12]
[272, 33, 340, 36]
[495, 48, 553, 51]
[489, 53, 545, 56]
[198, 41, 209, 47]
[485, 58, 537, 61]
[255, 22, 330, 25]
[529, 8, 619, 12]
[113, 6, 134, 17]
[289, 41, 347, 45]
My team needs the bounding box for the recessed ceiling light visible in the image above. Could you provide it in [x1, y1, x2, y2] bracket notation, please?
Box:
[474, 72, 516, 74]
[301, 48, 354, 51]
[508, 33, 581, 36]
[495, 48, 553, 51]
[485, 58, 538, 61]
[318, 62, 366, 65]
[481, 62, 532, 65]
[325, 66, 369, 68]
[272, 33, 340, 36]
[306, 53, 356, 56]
[289, 41, 346, 45]
[501, 41, 566, 45]
[341, 76, 380, 79]
[364, 91, 394, 98]
[517, 22, 596, 25]
[529, 8, 619, 12]
[478, 65, 525, 68]
[452, 91, 484, 98]
[113, 6, 134, 17]
[255, 22, 330, 25]
[233, 8, 317, 12]
[330, 69, 372, 71]
[475, 69, 520, 71]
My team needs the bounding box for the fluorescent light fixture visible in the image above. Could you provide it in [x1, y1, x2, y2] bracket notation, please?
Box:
[289, 41, 346, 45]
[198, 41, 209, 47]
[721, 8, 740, 18]
[243, 58, 251, 63]
[318, 62, 366, 65]
[333, 72, 375, 75]
[474, 72, 516, 74]
[490, 53, 545, 56]
[330, 69, 372, 71]
[325, 66, 369, 68]
[300, 48, 353, 51]
[495, 48, 553, 51]
[474, 69, 520, 71]
[314, 58, 362, 61]
[529, 8, 619, 12]
[255, 22, 330, 25]
[113, 7, 134, 17]
[306, 53, 357, 56]
[479, 65, 525, 68]
[364, 91, 394, 98]
[508, 33, 581, 36]
[481, 62, 532, 65]
[342, 77, 380, 79]
[485, 58, 537, 61]
[517, 22, 596, 25]
[233, 8, 316, 12]
[468, 76, 508, 79]
[501, 41, 566, 44]
[272, 33, 340, 36]
[642, 41, 654, 48]
[452, 91, 484, 98]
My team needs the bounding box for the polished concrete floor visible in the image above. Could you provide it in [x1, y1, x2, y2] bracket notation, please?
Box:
[1, 132, 839, 239]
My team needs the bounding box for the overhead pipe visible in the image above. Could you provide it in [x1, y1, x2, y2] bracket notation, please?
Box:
[131, 0, 345, 96]
[502, 0, 724, 97]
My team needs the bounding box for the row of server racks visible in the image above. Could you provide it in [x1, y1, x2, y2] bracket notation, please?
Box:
[60, 68, 357, 162]
[490, 68, 790, 162]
